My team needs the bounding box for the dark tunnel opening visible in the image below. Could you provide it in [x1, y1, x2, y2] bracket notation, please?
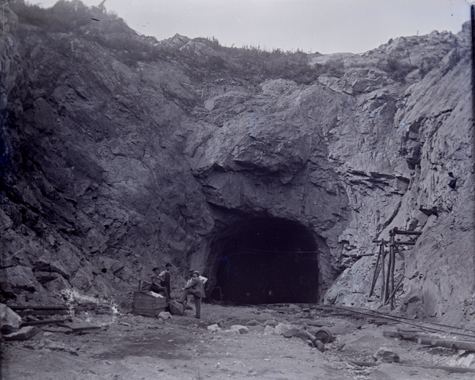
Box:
[210, 218, 319, 305]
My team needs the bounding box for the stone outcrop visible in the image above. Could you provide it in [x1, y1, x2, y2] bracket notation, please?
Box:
[0, 303, 22, 331]
[0, 3, 473, 325]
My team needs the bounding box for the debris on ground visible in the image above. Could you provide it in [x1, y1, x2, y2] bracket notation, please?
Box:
[207, 323, 221, 332]
[373, 346, 400, 363]
[229, 325, 249, 334]
[2, 301, 475, 379]
[158, 311, 172, 320]
[4, 326, 40, 341]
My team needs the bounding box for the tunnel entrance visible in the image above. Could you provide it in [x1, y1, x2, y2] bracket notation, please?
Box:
[211, 218, 319, 305]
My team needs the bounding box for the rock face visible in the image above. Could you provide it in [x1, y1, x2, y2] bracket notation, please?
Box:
[0, 3, 473, 325]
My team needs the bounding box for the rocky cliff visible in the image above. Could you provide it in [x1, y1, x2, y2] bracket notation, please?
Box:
[0, 1, 473, 326]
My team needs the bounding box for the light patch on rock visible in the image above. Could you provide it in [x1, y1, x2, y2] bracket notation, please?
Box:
[263, 325, 275, 335]
[230, 325, 249, 334]
[0, 303, 22, 330]
[158, 311, 172, 320]
[275, 323, 293, 335]
[207, 323, 221, 332]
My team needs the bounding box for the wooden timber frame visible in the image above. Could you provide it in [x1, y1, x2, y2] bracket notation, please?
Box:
[370, 227, 422, 310]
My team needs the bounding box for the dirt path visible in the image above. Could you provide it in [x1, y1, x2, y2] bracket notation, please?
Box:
[2, 303, 474, 379]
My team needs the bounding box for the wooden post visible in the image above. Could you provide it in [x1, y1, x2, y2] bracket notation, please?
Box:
[369, 243, 383, 297]
[387, 276, 404, 306]
[384, 247, 392, 304]
[390, 250, 396, 309]
[372, 228, 421, 307]
[384, 245, 392, 304]
[388, 228, 396, 309]
[381, 246, 386, 301]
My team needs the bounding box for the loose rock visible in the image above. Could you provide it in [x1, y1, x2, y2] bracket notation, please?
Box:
[4, 326, 39, 341]
[275, 323, 293, 335]
[158, 311, 172, 320]
[207, 324, 221, 332]
[230, 325, 249, 334]
[0, 303, 22, 331]
[263, 325, 275, 335]
[374, 347, 400, 363]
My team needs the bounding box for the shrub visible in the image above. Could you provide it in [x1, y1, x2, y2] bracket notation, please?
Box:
[380, 58, 415, 81]
[10, 0, 94, 32]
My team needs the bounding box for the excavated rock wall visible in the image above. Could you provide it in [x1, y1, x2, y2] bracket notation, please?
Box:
[0, 5, 473, 324]
[323, 26, 475, 325]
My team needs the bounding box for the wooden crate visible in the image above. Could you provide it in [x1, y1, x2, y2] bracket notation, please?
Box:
[132, 291, 167, 317]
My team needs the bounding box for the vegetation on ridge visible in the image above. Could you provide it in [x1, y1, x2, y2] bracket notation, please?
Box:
[8, 0, 338, 84]
[8, 0, 461, 85]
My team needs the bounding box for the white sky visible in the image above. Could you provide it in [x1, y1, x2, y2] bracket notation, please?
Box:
[32, 0, 472, 54]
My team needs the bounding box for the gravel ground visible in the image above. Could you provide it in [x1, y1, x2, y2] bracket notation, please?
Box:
[2, 303, 475, 379]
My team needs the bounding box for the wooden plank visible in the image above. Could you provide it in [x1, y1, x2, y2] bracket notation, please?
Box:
[428, 366, 475, 374]
[396, 328, 420, 340]
[9, 305, 68, 310]
[392, 229, 422, 235]
[393, 241, 416, 245]
[453, 341, 475, 351]
[16, 309, 69, 316]
[69, 326, 103, 334]
[324, 305, 475, 340]
[417, 337, 475, 351]
[20, 319, 67, 327]
[383, 331, 402, 338]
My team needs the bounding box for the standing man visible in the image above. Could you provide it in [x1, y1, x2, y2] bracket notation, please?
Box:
[150, 267, 169, 300]
[158, 263, 172, 300]
[179, 270, 205, 319]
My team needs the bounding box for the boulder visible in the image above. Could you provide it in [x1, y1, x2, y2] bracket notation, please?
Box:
[263, 325, 275, 335]
[169, 300, 184, 316]
[207, 324, 221, 332]
[158, 311, 172, 320]
[275, 323, 293, 335]
[4, 326, 39, 341]
[0, 266, 41, 292]
[230, 325, 249, 334]
[374, 347, 400, 363]
[264, 319, 278, 327]
[0, 303, 22, 332]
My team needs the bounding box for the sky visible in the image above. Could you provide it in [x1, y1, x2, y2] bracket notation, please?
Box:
[31, 0, 472, 54]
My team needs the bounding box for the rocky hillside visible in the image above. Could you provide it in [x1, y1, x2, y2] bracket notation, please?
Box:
[0, 1, 473, 326]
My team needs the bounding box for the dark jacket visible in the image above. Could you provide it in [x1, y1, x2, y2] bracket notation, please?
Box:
[184, 277, 205, 298]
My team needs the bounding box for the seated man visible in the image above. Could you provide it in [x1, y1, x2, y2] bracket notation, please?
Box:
[179, 270, 205, 319]
[149, 267, 170, 300]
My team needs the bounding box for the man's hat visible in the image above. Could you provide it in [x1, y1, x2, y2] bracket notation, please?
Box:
[193, 270, 200, 275]
[165, 263, 172, 267]
[189, 269, 195, 274]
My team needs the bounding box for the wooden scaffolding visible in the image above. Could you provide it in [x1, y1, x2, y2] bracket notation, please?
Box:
[370, 227, 422, 309]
